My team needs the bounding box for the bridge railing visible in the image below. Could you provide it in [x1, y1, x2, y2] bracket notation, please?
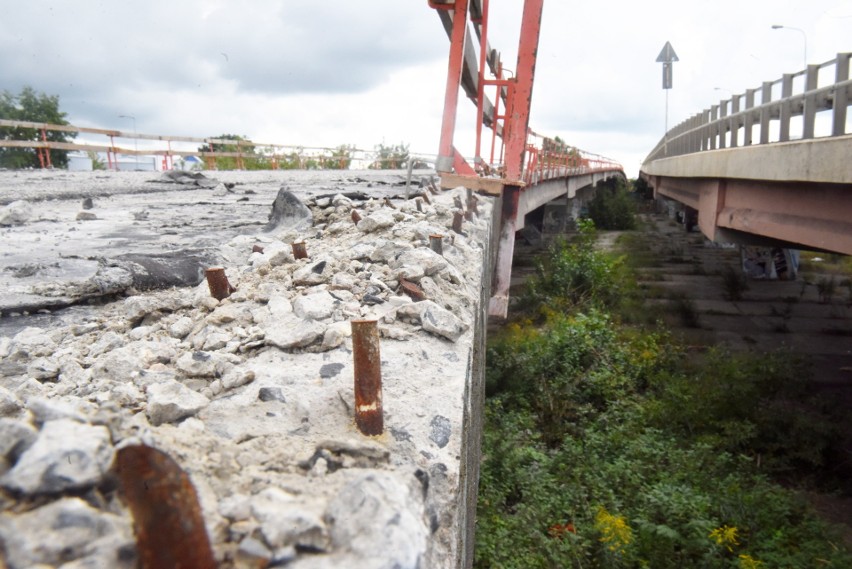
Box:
[522, 130, 623, 185]
[645, 52, 851, 163]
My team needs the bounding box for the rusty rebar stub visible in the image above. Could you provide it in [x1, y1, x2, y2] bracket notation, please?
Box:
[351, 319, 383, 436]
[252, 244, 264, 254]
[116, 445, 217, 569]
[351, 209, 362, 225]
[205, 267, 233, 300]
[429, 234, 444, 256]
[415, 198, 423, 212]
[452, 211, 464, 234]
[400, 279, 427, 301]
[292, 241, 308, 260]
[383, 197, 396, 210]
[467, 191, 479, 216]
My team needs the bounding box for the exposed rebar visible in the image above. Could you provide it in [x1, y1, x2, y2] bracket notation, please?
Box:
[205, 267, 234, 300]
[292, 241, 308, 259]
[452, 211, 464, 234]
[351, 319, 383, 436]
[429, 234, 444, 255]
[117, 445, 216, 569]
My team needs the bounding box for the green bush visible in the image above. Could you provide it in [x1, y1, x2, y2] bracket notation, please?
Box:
[587, 177, 637, 230]
[645, 348, 843, 480]
[476, 231, 852, 568]
[521, 220, 627, 314]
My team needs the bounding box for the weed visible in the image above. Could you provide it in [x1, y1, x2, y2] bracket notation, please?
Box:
[721, 265, 749, 301]
[671, 294, 701, 328]
[769, 302, 794, 333]
[817, 276, 836, 303]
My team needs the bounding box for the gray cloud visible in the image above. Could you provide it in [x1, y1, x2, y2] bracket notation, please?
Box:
[0, 1, 444, 131]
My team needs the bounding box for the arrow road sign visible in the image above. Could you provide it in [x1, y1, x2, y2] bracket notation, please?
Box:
[656, 41, 679, 63]
[657, 41, 679, 89]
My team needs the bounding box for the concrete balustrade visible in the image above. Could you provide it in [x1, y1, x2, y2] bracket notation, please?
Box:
[646, 53, 852, 163]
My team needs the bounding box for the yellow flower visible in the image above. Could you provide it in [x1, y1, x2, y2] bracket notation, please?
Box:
[595, 507, 633, 554]
[738, 553, 764, 569]
[709, 525, 740, 552]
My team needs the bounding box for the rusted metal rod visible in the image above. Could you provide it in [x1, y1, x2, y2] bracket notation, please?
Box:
[351, 319, 383, 436]
[205, 267, 234, 300]
[351, 209, 362, 225]
[429, 234, 444, 255]
[466, 188, 479, 216]
[452, 211, 464, 234]
[400, 279, 427, 301]
[292, 241, 308, 259]
[117, 445, 216, 569]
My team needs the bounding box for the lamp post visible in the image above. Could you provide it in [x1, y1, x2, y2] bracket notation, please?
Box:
[118, 114, 138, 170]
[771, 25, 807, 70]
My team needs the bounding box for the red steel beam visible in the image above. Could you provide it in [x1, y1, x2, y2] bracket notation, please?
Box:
[489, 0, 545, 317]
[503, 0, 544, 182]
[435, 0, 470, 173]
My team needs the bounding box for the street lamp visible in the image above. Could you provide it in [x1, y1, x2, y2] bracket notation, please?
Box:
[118, 114, 138, 170]
[771, 25, 807, 70]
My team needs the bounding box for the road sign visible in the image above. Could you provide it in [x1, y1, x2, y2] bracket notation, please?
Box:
[656, 41, 679, 63]
[657, 41, 679, 89]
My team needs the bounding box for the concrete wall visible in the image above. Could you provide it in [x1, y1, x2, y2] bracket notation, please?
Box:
[456, 194, 499, 566]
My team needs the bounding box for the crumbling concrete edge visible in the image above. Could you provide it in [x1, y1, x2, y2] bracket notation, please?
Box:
[456, 192, 499, 568]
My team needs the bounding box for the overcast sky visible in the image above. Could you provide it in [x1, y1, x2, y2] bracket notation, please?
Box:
[2, 1, 850, 176]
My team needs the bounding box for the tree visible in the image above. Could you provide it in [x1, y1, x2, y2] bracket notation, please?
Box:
[0, 86, 76, 169]
[199, 134, 269, 170]
[587, 177, 637, 230]
[370, 142, 410, 169]
[322, 144, 355, 170]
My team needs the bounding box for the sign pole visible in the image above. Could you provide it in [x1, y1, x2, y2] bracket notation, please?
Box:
[656, 41, 679, 157]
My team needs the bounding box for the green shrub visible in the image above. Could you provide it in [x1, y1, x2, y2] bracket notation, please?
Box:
[587, 177, 637, 230]
[521, 220, 627, 314]
[644, 348, 842, 478]
[477, 231, 852, 568]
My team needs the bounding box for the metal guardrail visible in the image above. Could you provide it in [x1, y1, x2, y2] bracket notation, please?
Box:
[0, 118, 437, 170]
[645, 52, 851, 163]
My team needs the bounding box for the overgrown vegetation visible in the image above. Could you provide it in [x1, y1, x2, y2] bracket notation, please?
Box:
[586, 177, 637, 230]
[476, 221, 852, 568]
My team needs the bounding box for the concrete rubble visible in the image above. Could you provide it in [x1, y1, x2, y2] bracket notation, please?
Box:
[0, 174, 492, 569]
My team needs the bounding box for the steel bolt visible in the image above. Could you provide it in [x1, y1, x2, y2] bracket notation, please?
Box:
[429, 234, 444, 255]
[351, 319, 383, 436]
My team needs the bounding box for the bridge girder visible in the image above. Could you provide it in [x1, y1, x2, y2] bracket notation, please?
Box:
[647, 175, 852, 255]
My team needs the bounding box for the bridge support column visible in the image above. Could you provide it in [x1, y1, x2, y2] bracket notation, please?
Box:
[489, 185, 521, 317]
[697, 179, 727, 241]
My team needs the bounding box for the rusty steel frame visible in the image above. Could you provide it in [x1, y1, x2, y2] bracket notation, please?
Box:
[431, 0, 548, 318]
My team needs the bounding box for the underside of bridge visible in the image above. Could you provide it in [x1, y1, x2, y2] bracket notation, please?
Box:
[647, 176, 852, 255]
[642, 136, 852, 256]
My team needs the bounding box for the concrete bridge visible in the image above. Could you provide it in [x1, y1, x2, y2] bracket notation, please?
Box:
[641, 52, 852, 256]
